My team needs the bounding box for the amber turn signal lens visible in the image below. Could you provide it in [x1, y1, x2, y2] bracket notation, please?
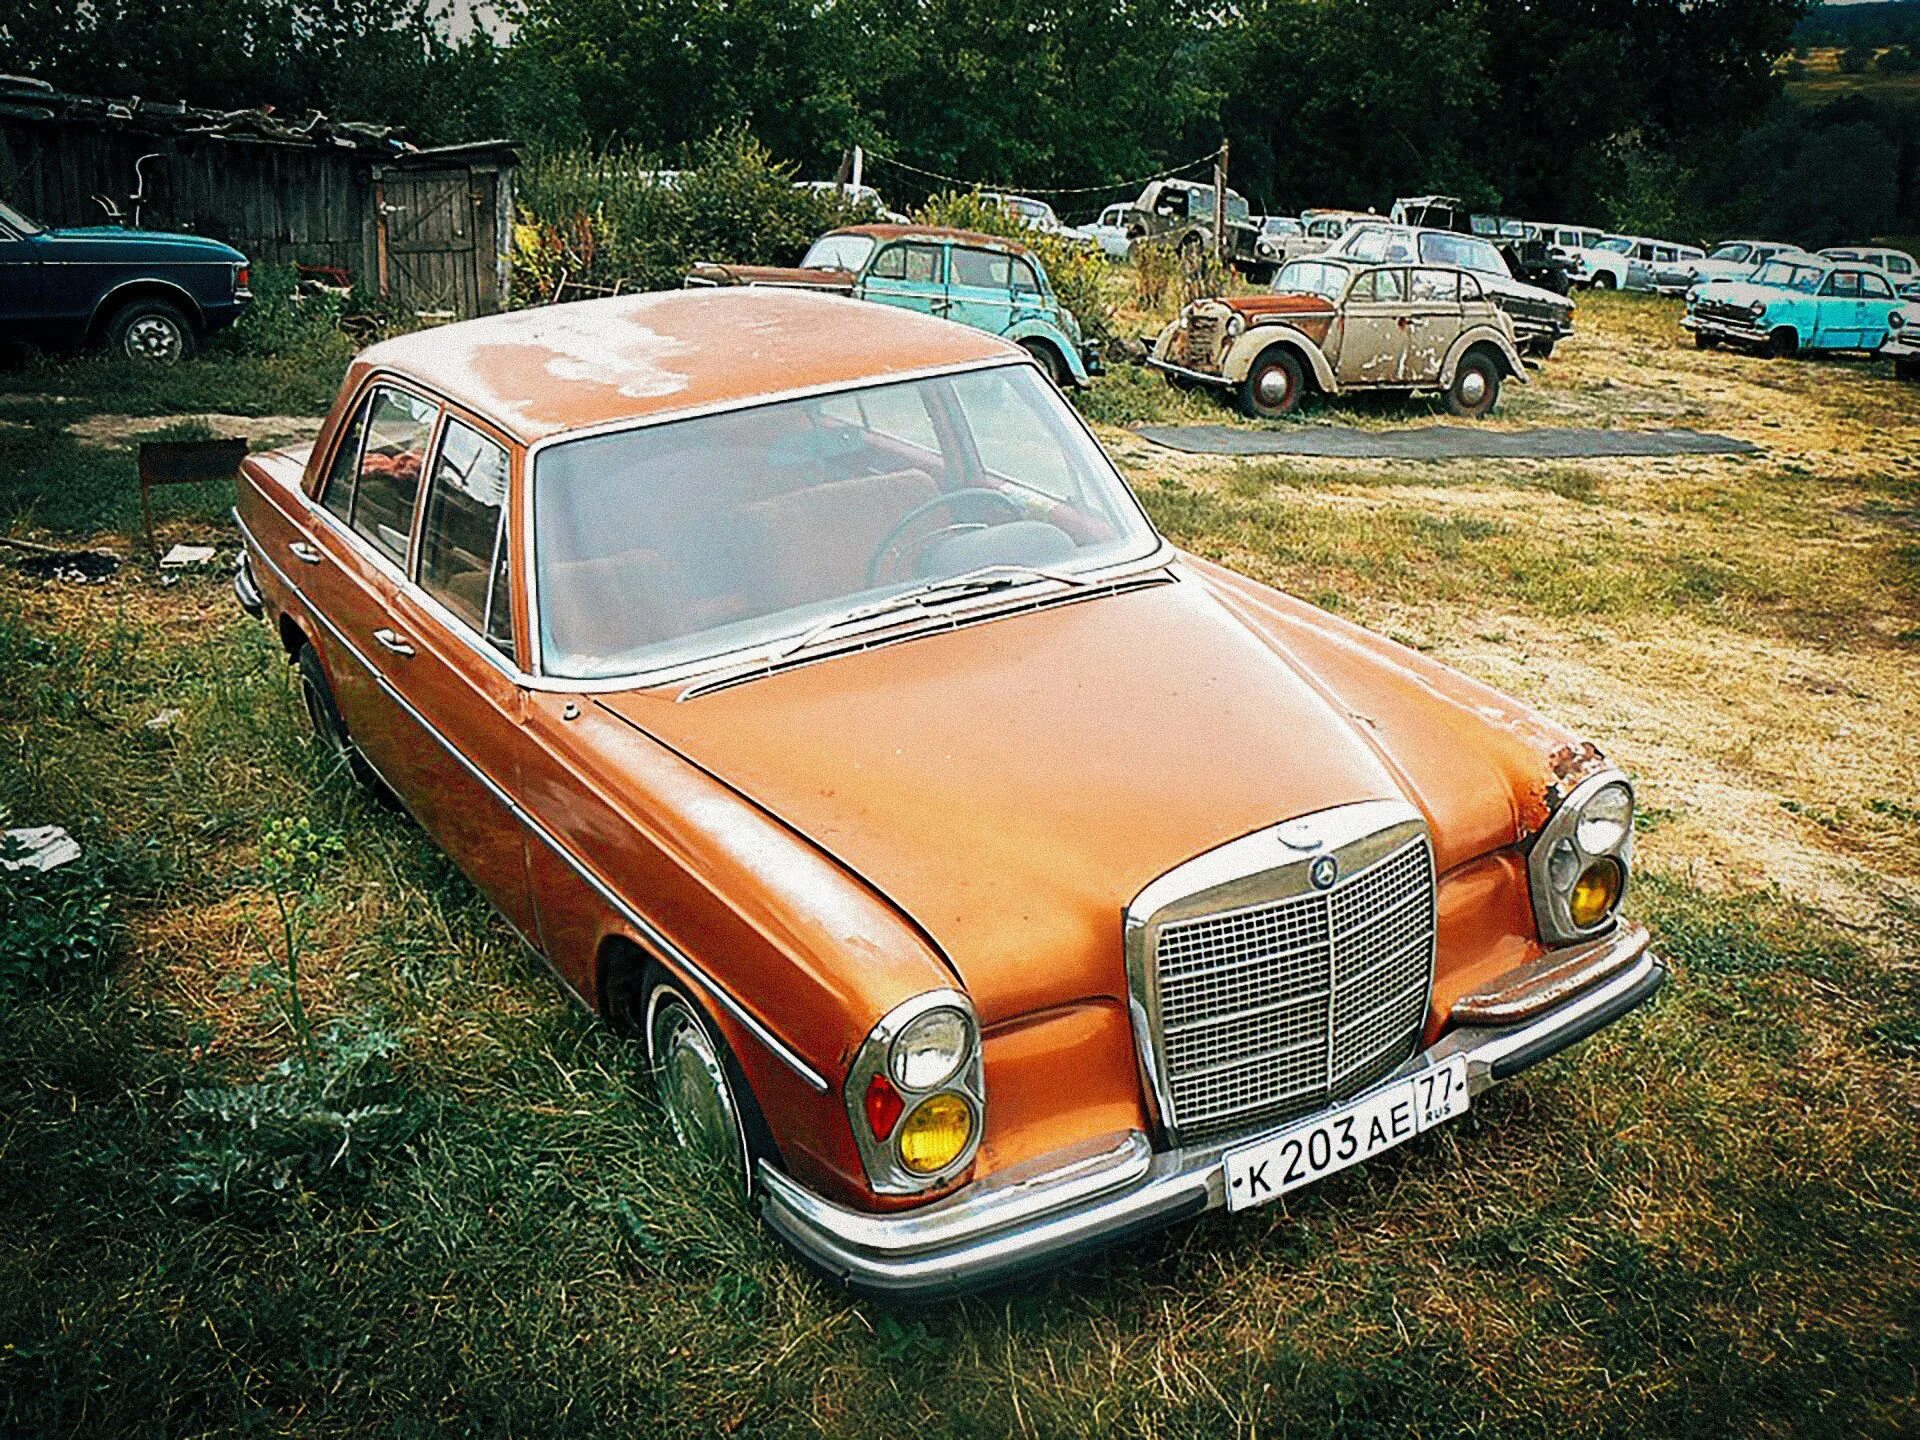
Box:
[897, 1093, 973, 1174]
[1569, 859, 1623, 928]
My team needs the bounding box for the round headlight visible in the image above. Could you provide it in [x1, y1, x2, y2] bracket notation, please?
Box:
[1748, 301, 1765, 318]
[1575, 781, 1633, 854]
[889, 1007, 969, 1091]
[898, 1092, 974, 1174]
[1569, 858, 1624, 929]
[1892, 311, 1906, 330]
[1225, 312, 1246, 338]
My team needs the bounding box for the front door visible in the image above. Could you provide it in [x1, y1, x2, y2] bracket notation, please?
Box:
[385, 411, 538, 941]
[858, 241, 948, 320]
[1334, 267, 1411, 385]
[0, 226, 42, 334]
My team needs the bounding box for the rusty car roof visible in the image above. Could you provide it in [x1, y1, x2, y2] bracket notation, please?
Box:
[349, 287, 1023, 443]
[832, 223, 1035, 256]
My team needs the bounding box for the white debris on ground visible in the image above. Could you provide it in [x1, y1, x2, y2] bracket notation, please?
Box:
[145, 708, 184, 731]
[1, 825, 81, 873]
[160, 543, 218, 569]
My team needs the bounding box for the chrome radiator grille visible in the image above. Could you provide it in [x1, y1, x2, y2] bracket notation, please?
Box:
[1152, 838, 1435, 1141]
[1178, 310, 1226, 367]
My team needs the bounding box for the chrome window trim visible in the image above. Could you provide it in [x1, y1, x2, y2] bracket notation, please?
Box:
[518, 355, 1167, 687]
[1123, 799, 1433, 1144]
[234, 506, 830, 1094]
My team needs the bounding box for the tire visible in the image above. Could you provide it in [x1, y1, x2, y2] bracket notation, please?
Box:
[1765, 327, 1799, 360]
[295, 642, 381, 792]
[1897, 356, 1920, 383]
[1694, 330, 1720, 350]
[642, 967, 777, 1197]
[1238, 346, 1306, 419]
[1523, 335, 1556, 361]
[104, 297, 197, 364]
[1446, 348, 1502, 419]
[1019, 338, 1066, 389]
[1591, 272, 1616, 291]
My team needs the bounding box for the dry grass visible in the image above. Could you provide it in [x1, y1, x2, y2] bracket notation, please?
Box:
[2, 296, 1918, 1437]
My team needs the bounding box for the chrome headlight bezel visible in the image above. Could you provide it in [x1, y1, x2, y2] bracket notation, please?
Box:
[1224, 311, 1246, 340]
[843, 989, 985, 1195]
[1528, 770, 1634, 947]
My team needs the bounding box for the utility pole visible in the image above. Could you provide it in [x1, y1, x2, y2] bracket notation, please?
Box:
[1213, 139, 1229, 267]
[851, 144, 864, 197]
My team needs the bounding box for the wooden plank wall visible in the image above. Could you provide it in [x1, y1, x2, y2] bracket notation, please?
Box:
[0, 119, 505, 314]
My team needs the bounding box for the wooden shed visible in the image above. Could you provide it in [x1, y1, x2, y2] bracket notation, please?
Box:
[0, 76, 518, 317]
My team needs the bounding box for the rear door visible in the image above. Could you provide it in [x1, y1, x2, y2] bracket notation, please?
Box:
[1858, 271, 1899, 348]
[1335, 267, 1410, 385]
[858, 241, 948, 320]
[944, 245, 1019, 335]
[1404, 268, 1464, 383]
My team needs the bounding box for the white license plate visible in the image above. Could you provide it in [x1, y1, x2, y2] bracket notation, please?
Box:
[1223, 1056, 1470, 1212]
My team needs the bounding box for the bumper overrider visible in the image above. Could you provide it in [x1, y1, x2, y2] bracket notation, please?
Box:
[760, 921, 1664, 1300]
[1682, 312, 1769, 345]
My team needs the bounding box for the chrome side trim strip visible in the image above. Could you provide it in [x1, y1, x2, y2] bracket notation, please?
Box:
[234, 507, 832, 1093]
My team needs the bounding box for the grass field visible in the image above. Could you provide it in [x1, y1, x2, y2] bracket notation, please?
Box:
[2, 291, 1918, 1437]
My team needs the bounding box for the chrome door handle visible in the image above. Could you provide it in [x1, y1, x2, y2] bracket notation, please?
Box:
[288, 541, 322, 564]
[372, 628, 415, 657]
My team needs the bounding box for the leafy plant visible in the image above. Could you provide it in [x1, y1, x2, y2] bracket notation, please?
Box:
[256, 815, 346, 1058]
[0, 829, 113, 1000]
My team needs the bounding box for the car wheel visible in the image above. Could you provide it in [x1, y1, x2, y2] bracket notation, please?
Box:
[105, 298, 197, 364]
[1897, 356, 1920, 383]
[1239, 346, 1305, 419]
[295, 642, 381, 792]
[1523, 335, 1556, 361]
[644, 974, 775, 1197]
[1019, 339, 1066, 389]
[1446, 349, 1502, 419]
[1765, 327, 1799, 360]
[1694, 330, 1720, 350]
[1592, 272, 1616, 291]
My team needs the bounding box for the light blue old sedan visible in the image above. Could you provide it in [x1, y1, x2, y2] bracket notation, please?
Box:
[1682, 255, 1904, 358]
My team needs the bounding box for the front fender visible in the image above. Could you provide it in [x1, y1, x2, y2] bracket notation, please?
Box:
[1442, 325, 1531, 383]
[1223, 322, 1337, 392]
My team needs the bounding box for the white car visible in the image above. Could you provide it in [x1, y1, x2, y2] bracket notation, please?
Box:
[1082, 203, 1133, 261]
[1251, 215, 1303, 270]
[1280, 211, 1371, 264]
[796, 181, 909, 223]
[1573, 235, 1702, 292]
[1883, 300, 1920, 379]
[980, 192, 1097, 249]
[1821, 246, 1920, 299]
[1658, 240, 1815, 297]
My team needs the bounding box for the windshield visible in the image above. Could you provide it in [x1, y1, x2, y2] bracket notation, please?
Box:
[1753, 261, 1823, 293]
[531, 365, 1160, 680]
[1260, 216, 1300, 234]
[1596, 237, 1632, 254]
[1334, 227, 1415, 264]
[1708, 244, 1749, 262]
[801, 234, 877, 271]
[0, 199, 43, 235]
[1273, 260, 1350, 301]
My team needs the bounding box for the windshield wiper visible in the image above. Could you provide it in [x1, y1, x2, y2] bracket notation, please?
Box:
[767, 564, 1090, 662]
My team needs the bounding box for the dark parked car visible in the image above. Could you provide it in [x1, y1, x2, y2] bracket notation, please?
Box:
[1391, 197, 1573, 296]
[0, 198, 250, 362]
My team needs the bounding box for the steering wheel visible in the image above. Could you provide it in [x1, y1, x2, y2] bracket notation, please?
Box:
[865, 487, 1025, 585]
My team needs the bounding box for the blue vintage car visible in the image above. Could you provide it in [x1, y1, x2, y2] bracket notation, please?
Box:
[685, 225, 1100, 387]
[0, 197, 251, 363]
[1682, 255, 1903, 358]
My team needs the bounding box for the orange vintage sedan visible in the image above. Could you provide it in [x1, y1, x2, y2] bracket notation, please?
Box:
[233, 288, 1663, 1299]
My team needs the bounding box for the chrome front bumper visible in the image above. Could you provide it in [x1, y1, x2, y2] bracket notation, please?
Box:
[1143, 354, 1234, 387]
[759, 928, 1665, 1300]
[1682, 314, 1769, 344]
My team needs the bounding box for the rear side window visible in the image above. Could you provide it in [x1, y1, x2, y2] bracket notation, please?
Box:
[319, 404, 368, 523]
[951, 247, 1014, 289]
[1825, 272, 1862, 298]
[418, 418, 516, 659]
[871, 243, 943, 283]
[1409, 268, 1459, 301]
[1889, 255, 1913, 276]
[1861, 272, 1894, 299]
[1010, 256, 1043, 295]
[349, 387, 437, 563]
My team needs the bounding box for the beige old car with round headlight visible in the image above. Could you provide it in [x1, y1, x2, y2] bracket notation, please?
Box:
[1148, 256, 1529, 420]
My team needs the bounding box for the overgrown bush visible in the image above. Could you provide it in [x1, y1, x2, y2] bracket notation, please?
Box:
[512, 129, 880, 301]
[0, 835, 113, 1000]
[168, 1018, 423, 1217]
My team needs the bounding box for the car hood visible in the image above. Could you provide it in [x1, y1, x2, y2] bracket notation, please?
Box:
[685, 262, 854, 290]
[1479, 271, 1575, 313]
[1216, 293, 1338, 320]
[595, 565, 1552, 1023]
[42, 227, 245, 261]
[1701, 279, 1788, 308]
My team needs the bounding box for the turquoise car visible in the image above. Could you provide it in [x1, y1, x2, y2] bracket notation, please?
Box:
[685, 225, 1100, 388]
[1682, 255, 1904, 358]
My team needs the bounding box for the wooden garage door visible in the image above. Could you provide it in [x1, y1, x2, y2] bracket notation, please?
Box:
[382, 168, 485, 318]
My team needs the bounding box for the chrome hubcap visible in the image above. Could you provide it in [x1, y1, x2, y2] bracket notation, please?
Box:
[125, 316, 183, 362]
[1459, 370, 1488, 405]
[651, 998, 743, 1175]
[1255, 367, 1291, 406]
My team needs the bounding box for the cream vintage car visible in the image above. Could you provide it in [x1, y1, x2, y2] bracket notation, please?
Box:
[1148, 257, 1529, 420]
